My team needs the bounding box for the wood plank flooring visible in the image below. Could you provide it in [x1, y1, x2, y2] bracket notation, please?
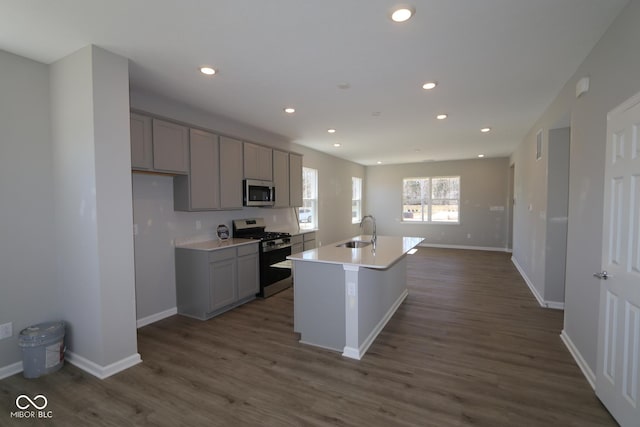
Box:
[0, 248, 616, 426]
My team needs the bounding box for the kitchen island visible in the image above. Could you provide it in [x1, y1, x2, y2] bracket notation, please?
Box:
[287, 235, 424, 359]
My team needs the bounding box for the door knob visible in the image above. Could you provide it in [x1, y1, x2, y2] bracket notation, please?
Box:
[593, 271, 609, 280]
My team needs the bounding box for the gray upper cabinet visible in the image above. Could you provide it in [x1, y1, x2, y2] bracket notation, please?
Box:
[289, 153, 303, 207]
[219, 136, 244, 209]
[272, 150, 290, 208]
[174, 129, 220, 211]
[152, 119, 189, 174]
[130, 113, 153, 170]
[244, 142, 273, 181]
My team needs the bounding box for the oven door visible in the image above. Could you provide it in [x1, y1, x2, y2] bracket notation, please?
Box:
[259, 245, 292, 297]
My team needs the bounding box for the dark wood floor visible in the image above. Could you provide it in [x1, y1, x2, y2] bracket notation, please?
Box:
[1, 248, 616, 426]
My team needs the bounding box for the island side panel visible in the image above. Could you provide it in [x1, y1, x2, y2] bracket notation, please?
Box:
[293, 260, 345, 352]
[357, 256, 408, 354]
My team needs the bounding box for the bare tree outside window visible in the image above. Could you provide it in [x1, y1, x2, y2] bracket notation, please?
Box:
[402, 176, 460, 223]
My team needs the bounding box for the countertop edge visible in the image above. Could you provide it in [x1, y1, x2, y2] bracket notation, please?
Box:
[287, 235, 425, 269]
[175, 238, 259, 251]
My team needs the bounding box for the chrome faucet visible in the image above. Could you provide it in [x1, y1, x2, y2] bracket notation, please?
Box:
[360, 215, 377, 248]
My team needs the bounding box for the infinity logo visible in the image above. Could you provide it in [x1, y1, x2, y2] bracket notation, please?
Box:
[15, 395, 48, 410]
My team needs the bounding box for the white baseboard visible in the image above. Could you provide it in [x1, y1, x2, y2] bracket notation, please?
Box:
[0, 361, 23, 380]
[420, 243, 511, 252]
[510, 257, 564, 310]
[342, 289, 409, 360]
[136, 307, 177, 328]
[560, 329, 596, 389]
[66, 351, 142, 379]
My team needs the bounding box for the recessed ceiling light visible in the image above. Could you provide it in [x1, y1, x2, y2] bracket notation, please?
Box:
[333, 143, 341, 147]
[284, 107, 296, 114]
[481, 127, 491, 133]
[436, 114, 448, 120]
[478, 154, 485, 158]
[200, 66, 216, 75]
[391, 7, 415, 23]
[377, 161, 383, 164]
[422, 81, 437, 90]
[327, 128, 336, 134]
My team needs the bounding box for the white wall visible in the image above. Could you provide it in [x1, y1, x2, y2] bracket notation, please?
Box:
[51, 45, 139, 374]
[365, 158, 511, 249]
[130, 91, 365, 322]
[511, 0, 640, 376]
[0, 51, 58, 371]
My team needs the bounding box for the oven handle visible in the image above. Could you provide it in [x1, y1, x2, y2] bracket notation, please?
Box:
[262, 244, 292, 253]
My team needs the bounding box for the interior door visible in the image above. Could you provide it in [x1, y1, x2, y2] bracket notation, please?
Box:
[595, 91, 640, 426]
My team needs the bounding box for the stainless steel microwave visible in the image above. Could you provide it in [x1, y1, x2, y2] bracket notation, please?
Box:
[243, 179, 275, 207]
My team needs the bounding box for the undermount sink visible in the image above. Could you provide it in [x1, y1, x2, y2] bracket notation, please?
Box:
[337, 240, 372, 248]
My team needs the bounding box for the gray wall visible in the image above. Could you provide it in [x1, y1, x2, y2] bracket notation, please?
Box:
[511, 0, 640, 375]
[50, 45, 138, 369]
[365, 158, 511, 249]
[1, 46, 140, 377]
[0, 51, 59, 370]
[130, 91, 365, 322]
[544, 128, 570, 304]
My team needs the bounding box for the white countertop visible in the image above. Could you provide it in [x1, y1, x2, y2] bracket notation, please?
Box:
[287, 235, 424, 269]
[175, 238, 258, 251]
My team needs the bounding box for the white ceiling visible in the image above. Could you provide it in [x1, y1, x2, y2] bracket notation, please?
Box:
[0, 0, 628, 165]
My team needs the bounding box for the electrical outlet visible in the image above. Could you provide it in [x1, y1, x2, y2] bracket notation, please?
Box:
[0, 322, 13, 340]
[196, 220, 202, 230]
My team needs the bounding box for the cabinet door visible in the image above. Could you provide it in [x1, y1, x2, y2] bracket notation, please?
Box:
[152, 119, 189, 173]
[219, 136, 244, 209]
[189, 129, 220, 210]
[237, 253, 259, 299]
[289, 154, 303, 207]
[244, 142, 273, 181]
[272, 150, 290, 207]
[210, 258, 236, 311]
[130, 113, 153, 170]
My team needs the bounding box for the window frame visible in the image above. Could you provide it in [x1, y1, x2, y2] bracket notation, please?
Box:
[401, 176, 460, 224]
[351, 176, 362, 224]
[298, 167, 318, 230]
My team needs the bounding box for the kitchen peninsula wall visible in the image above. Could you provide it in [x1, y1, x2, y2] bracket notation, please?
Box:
[130, 90, 365, 325]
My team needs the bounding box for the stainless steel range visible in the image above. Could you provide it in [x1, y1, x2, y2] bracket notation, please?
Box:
[232, 218, 292, 297]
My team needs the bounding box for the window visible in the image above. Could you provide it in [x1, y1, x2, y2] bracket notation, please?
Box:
[352, 177, 362, 223]
[298, 167, 318, 230]
[402, 176, 460, 223]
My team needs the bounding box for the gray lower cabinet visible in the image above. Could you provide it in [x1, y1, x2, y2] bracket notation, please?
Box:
[176, 243, 259, 320]
[291, 234, 304, 254]
[303, 232, 317, 250]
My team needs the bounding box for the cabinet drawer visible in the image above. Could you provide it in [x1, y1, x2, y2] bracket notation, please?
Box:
[237, 243, 258, 257]
[208, 247, 236, 263]
[291, 235, 303, 245]
[303, 232, 316, 242]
